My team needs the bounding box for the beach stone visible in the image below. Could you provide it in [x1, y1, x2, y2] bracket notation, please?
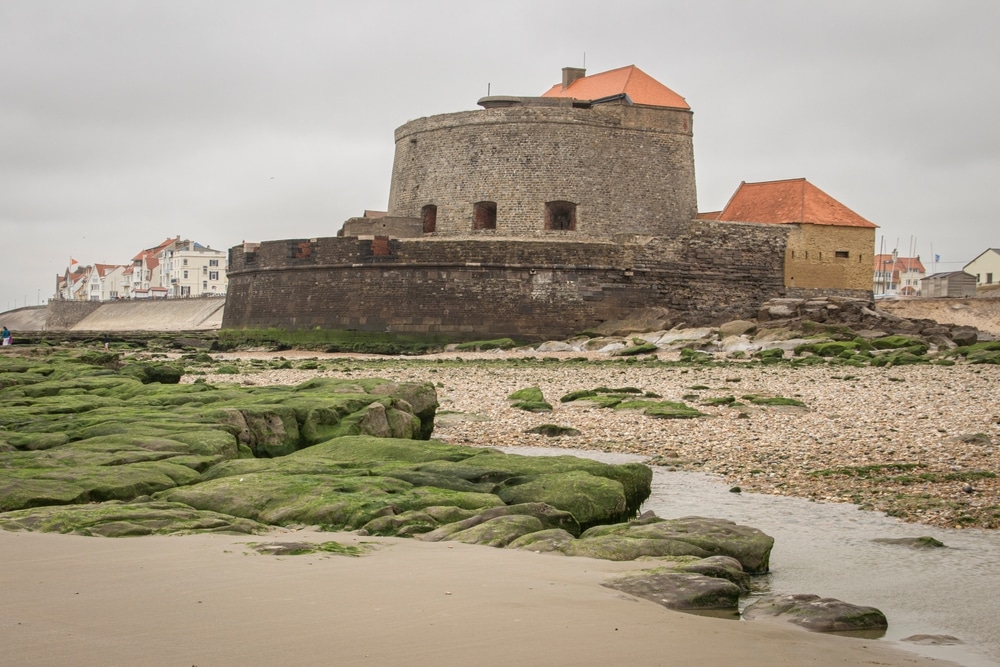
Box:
[872, 536, 946, 548]
[535, 341, 576, 352]
[654, 328, 715, 346]
[675, 555, 751, 593]
[417, 503, 581, 542]
[507, 528, 576, 553]
[442, 514, 546, 547]
[949, 326, 979, 346]
[603, 570, 741, 612]
[496, 470, 628, 529]
[901, 634, 963, 645]
[742, 594, 888, 633]
[0, 500, 266, 536]
[564, 516, 774, 573]
[718, 319, 756, 337]
[718, 335, 756, 354]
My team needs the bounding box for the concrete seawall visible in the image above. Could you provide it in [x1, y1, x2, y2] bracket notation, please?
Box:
[0, 298, 225, 332]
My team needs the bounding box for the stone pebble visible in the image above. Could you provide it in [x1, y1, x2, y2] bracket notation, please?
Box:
[191, 350, 1000, 530]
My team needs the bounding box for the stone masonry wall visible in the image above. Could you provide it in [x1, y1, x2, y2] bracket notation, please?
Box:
[45, 300, 103, 329]
[223, 220, 788, 340]
[784, 224, 876, 291]
[387, 101, 696, 238]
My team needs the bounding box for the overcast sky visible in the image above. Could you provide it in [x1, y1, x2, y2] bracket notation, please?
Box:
[2, 0, 998, 313]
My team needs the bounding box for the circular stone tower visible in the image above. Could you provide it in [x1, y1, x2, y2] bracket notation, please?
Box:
[386, 65, 696, 238]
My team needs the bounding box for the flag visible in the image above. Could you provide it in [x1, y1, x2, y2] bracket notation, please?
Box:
[934, 254, 941, 263]
[70, 257, 79, 266]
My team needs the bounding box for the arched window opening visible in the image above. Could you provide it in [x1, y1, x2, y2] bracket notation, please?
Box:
[473, 201, 497, 230]
[421, 204, 437, 233]
[545, 201, 577, 231]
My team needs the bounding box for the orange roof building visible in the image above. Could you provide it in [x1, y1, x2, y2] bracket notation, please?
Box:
[702, 178, 878, 293]
[711, 178, 876, 228]
[541, 65, 689, 109]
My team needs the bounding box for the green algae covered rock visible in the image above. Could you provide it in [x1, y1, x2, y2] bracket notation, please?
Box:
[1, 353, 655, 542]
[495, 470, 627, 528]
[602, 569, 742, 612]
[158, 437, 651, 534]
[743, 593, 888, 633]
[565, 516, 774, 573]
[507, 386, 553, 412]
[0, 500, 267, 536]
[158, 470, 505, 529]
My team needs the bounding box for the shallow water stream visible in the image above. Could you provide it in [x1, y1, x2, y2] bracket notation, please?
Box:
[503, 447, 1000, 667]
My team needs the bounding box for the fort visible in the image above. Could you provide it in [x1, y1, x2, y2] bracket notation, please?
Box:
[223, 65, 876, 341]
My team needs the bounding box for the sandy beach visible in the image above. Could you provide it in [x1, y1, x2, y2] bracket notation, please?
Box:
[4, 349, 997, 665]
[0, 528, 958, 667]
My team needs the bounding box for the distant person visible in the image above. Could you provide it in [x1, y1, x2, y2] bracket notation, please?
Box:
[103, 334, 110, 351]
[1, 326, 11, 346]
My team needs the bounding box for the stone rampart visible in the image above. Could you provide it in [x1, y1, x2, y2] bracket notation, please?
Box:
[223, 220, 788, 340]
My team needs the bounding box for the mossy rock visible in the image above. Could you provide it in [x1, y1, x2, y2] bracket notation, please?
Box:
[871, 335, 927, 351]
[869, 350, 930, 367]
[0, 500, 266, 536]
[510, 400, 553, 412]
[570, 516, 774, 573]
[741, 394, 806, 408]
[119, 362, 184, 385]
[602, 570, 741, 612]
[454, 338, 517, 351]
[157, 470, 503, 529]
[417, 503, 582, 542]
[496, 470, 629, 529]
[679, 348, 713, 363]
[508, 386, 545, 403]
[560, 389, 599, 403]
[743, 594, 887, 633]
[701, 396, 736, 406]
[793, 341, 861, 357]
[524, 424, 582, 437]
[613, 343, 659, 357]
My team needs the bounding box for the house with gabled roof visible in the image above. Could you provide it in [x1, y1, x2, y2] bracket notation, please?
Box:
[56, 265, 91, 301]
[167, 240, 228, 297]
[701, 178, 878, 295]
[131, 236, 181, 297]
[873, 254, 926, 296]
[963, 248, 1000, 287]
[85, 263, 129, 301]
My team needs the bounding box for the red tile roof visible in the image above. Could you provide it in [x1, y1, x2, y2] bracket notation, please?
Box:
[713, 178, 877, 228]
[541, 65, 689, 110]
[874, 254, 926, 273]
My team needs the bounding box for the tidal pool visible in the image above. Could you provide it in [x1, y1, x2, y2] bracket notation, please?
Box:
[503, 447, 1000, 667]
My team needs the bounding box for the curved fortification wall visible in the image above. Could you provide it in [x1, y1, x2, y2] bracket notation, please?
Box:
[222, 221, 789, 340]
[387, 99, 697, 237]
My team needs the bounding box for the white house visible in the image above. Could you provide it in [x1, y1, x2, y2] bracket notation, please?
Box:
[85, 264, 129, 301]
[873, 254, 926, 296]
[130, 237, 182, 298]
[167, 241, 227, 297]
[963, 248, 1000, 287]
[56, 264, 91, 301]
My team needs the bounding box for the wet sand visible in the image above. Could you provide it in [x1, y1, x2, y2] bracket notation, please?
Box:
[1, 528, 957, 666]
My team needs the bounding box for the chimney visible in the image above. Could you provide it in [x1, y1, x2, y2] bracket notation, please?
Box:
[562, 67, 586, 89]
